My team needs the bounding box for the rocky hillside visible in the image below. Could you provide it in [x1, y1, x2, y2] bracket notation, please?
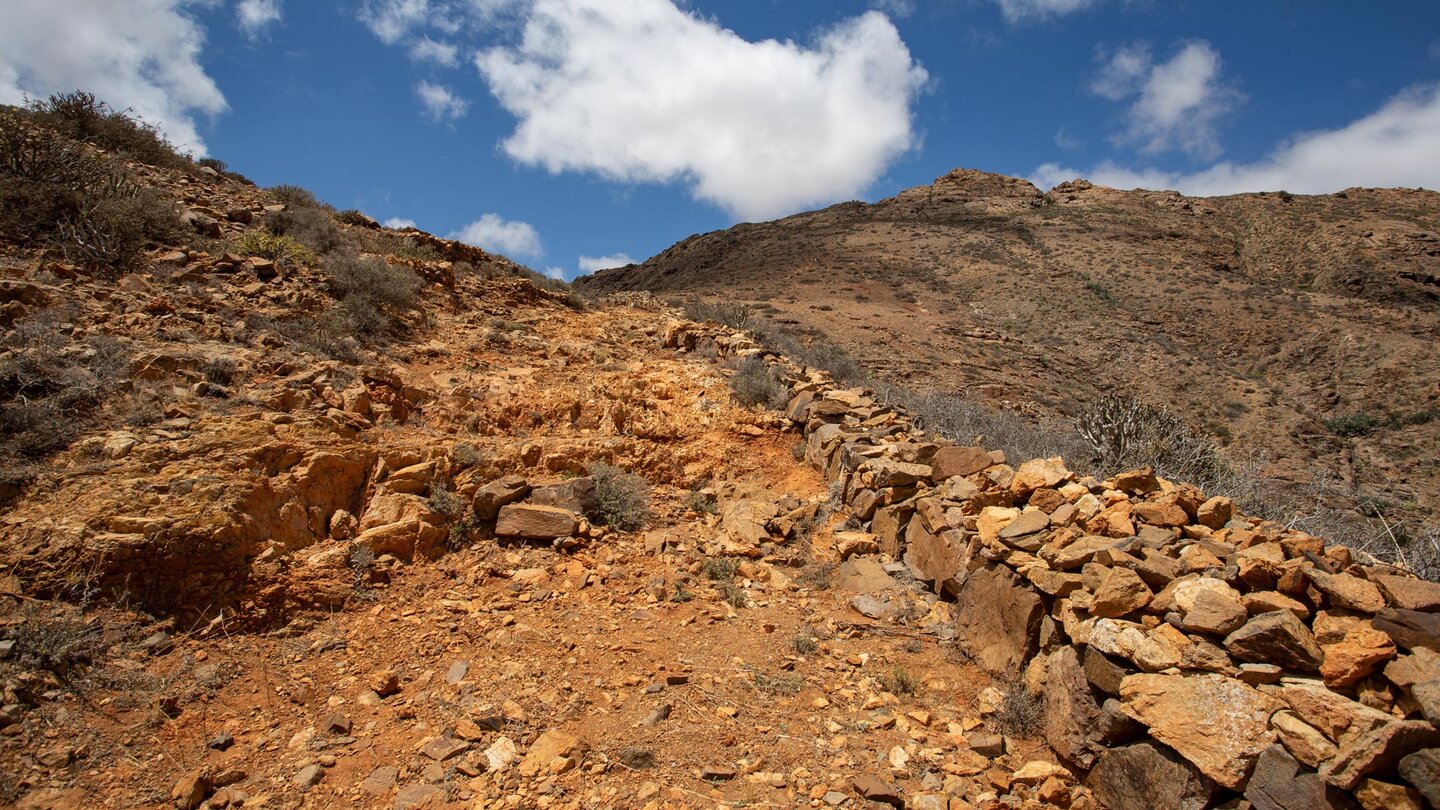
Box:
[576, 169, 1440, 544]
[1, 100, 1437, 809]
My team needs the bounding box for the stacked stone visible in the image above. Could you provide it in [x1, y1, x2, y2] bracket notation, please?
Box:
[664, 317, 1440, 809]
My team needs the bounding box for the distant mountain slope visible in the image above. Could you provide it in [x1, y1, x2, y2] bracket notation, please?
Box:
[578, 169, 1440, 518]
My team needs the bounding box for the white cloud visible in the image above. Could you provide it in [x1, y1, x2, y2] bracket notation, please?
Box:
[543, 266, 566, 280]
[476, 1, 928, 221]
[578, 253, 634, 274]
[1088, 42, 1150, 101]
[237, 0, 282, 39]
[449, 213, 544, 258]
[0, 0, 227, 156]
[992, 0, 1096, 23]
[416, 80, 468, 121]
[383, 217, 418, 229]
[1092, 40, 1240, 159]
[359, 0, 435, 44]
[410, 36, 459, 66]
[1031, 84, 1440, 196]
[1053, 127, 1080, 150]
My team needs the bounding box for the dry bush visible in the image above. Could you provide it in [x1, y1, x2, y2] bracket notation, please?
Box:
[0, 108, 182, 271]
[264, 206, 347, 256]
[729, 355, 788, 409]
[0, 309, 130, 465]
[588, 461, 651, 532]
[5, 605, 104, 679]
[267, 184, 323, 209]
[991, 684, 1043, 737]
[879, 665, 918, 696]
[23, 90, 191, 170]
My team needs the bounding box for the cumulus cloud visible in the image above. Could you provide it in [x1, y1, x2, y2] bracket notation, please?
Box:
[0, 0, 227, 156]
[449, 213, 544, 258]
[578, 253, 634, 275]
[1091, 40, 1240, 159]
[992, 0, 1097, 23]
[410, 36, 460, 66]
[476, 1, 928, 221]
[383, 217, 418, 229]
[1031, 84, 1440, 196]
[543, 266, 566, 280]
[237, 0, 282, 39]
[416, 80, 468, 121]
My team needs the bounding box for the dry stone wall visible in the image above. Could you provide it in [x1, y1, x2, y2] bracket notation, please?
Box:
[664, 319, 1440, 809]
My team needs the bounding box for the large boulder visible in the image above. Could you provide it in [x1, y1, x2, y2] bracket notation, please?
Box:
[953, 564, 1042, 680]
[1119, 672, 1283, 790]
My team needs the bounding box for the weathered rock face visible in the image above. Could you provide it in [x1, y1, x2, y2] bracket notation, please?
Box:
[527, 477, 598, 517]
[1043, 647, 1103, 769]
[1084, 742, 1215, 810]
[494, 504, 580, 540]
[1225, 610, 1325, 671]
[1119, 673, 1283, 789]
[952, 564, 1042, 680]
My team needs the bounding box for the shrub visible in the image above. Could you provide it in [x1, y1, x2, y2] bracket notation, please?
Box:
[24, 90, 191, 170]
[702, 557, 739, 581]
[326, 252, 422, 312]
[1076, 395, 1230, 488]
[264, 206, 347, 255]
[268, 184, 322, 209]
[6, 606, 104, 679]
[426, 482, 465, 518]
[683, 299, 754, 329]
[335, 208, 374, 226]
[879, 665, 918, 696]
[792, 633, 819, 656]
[991, 685, 1043, 737]
[588, 461, 651, 532]
[452, 443, 483, 469]
[197, 157, 228, 173]
[232, 230, 315, 268]
[0, 110, 181, 270]
[0, 310, 130, 462]
[729, 355, 787, 409]
[1325, 412, 1377, 438]
[683, 489, 718, 515]
[202, 356, 237, 386]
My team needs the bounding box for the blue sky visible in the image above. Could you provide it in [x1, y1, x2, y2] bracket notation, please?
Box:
[3, 1, 1439, 279]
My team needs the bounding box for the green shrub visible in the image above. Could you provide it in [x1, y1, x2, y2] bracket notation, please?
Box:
[729, 355, 788, 409]
[325, 252, 423, 334]
[702, 557, 739, 581]
[1326, 412, 1377, 437]
[335, 208, 373, 226]
[587, 461, 651, 532]
[879, 665, 918, 696]
[232, 230, 315, 268]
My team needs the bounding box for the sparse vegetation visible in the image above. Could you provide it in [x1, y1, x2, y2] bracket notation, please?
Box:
[267, 184, 323, 209]
[729, 355, 788, 409]
[702, 557, 739, 581]
[22, 90, 191, 170]
[991, 685, 1043, 737]
[683, 489, 718, 515]
[0, 106, 182, 271]
[588, 461, 651, 532]
[426, 482, 465, 518]
[5, 606, 104, 680]
[879, 665, 918, 696]
[232, 230, 315, 268]
[0, 308, 131, 468]
[264, 205, 347, 256]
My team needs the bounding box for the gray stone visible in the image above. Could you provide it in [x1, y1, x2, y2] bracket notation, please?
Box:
[1224, 610, 1324, 671]
[1084, 742, 1214, 810]
[1399, 749, 1440, 808]
[1245, 745, 1356, 810]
